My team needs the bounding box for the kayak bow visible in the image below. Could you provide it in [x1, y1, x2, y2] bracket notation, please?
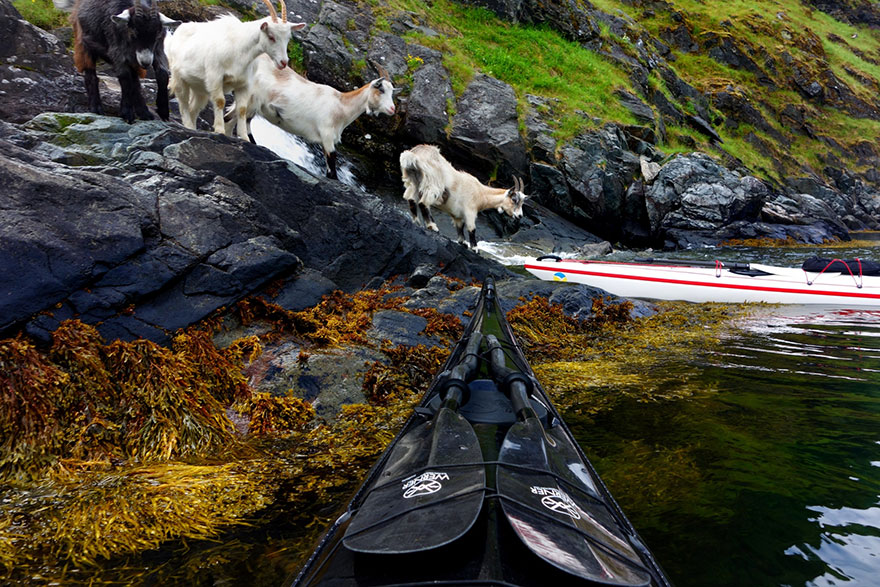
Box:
[293, 278, 670, 586]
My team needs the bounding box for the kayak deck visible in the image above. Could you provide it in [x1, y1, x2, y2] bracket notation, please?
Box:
[524, 257, 880, 306]
[293, 279, 670, 586]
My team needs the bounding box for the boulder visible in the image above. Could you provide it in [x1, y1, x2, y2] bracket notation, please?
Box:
[644, 153, 768, 238]
[449, 74, 528, 179]
[403, 60, 454, 145]
[557, 124, 643, 239]
[0, 1, 85, 123]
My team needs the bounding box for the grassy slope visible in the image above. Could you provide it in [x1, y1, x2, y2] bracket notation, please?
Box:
[586, 0, 880, 181]
[383, 0, 880, 183]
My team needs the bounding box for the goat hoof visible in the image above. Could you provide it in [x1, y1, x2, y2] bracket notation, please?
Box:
[427, 223, 439, 232]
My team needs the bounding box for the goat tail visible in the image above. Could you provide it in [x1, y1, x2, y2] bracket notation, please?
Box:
[400, 145, 445, 206]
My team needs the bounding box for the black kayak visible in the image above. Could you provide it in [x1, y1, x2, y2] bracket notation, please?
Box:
[293, 277, 671, 586]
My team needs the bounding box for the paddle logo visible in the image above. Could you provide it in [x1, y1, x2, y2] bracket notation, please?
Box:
[402, 471, 449, 498]
[553, 272, 568, 282]
[531, 486, 581, 519]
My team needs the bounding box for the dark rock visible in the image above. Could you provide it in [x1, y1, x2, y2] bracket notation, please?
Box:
[616, 89, 656, 126]
[449, 74, 528, 179]
[530, 163, 573, 216]
[644, 153, 768, 238]
[302, 1, 367, 90]
[0, 111, 510, 341]
[407, 264, 439, 289]
[270, 269, 339, 312]
[713, 91, 788, 146]
[517, 0, 600, 43]
[403, 60, 454, 145]
[702, 33, 775, 88]
[659, 24, 698, 53]
[784, 176, 856, 218]
[686, 114, 723, 143]
[557, 124, 644, 240]
[0, 136, 150, 332]
[523, 95, 560, 164]
[0, 2, 85, 123]
[368, 310, 441, 347]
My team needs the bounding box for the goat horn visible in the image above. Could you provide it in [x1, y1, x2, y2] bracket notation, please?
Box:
[150, 0, 158, 17]
[261, 0, 278, 22]
[279, 0, 287, 23]
[370, 59, 391, 81]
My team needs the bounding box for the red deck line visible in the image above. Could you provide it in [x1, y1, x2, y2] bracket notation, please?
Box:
[523, 264, 880, 301]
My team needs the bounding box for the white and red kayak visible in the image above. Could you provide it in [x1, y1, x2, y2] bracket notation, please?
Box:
[523, 256, 880, 306]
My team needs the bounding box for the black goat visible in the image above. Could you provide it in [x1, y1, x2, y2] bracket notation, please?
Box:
[56, 0, 178, 122]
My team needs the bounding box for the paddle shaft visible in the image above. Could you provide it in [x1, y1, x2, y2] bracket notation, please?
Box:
[440, 331, 483, 410]
[486, 336, 536, 420]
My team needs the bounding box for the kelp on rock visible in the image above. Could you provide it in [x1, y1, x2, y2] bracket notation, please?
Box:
[0, 278, 456, 582]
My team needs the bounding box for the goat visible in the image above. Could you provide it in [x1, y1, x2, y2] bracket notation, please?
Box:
[54, 0, 179, 123]
[400, 145, 528, 249]
[164, 0, 305, 138]
[226, 57, 397, 179]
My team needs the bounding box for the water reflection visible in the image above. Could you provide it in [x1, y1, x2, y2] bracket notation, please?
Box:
[577, 300, 880, 587]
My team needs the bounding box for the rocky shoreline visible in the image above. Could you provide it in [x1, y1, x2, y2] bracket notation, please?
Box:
[3, 0, 878, 345]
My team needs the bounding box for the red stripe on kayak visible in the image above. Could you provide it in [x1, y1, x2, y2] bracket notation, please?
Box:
[522, 264, 880, 300]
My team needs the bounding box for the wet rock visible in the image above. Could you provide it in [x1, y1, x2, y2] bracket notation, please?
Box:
[270, 269, 339, 312]
[406, 264, 439, 289]
[368, 310, 441, 347]
[0, 112, 507, 340]
[247, 341, 384, 420]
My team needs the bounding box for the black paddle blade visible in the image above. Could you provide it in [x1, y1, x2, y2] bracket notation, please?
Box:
[343, 407, 485, 554]
[498, 418, 651, 586]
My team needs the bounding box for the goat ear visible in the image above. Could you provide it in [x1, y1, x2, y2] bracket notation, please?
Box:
[260, 21, 269, 31]
[111, 9, 131, 25]
[291, 22, 306, 31]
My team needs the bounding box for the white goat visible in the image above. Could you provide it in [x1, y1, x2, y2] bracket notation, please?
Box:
[164, 0, 305, 137]
[400, 144, 528, 249]
[226, 56, 397, 179]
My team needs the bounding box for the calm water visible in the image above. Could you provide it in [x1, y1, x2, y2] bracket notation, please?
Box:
[572, 244, 880, 586]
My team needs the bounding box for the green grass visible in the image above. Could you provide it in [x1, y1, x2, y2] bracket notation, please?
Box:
[13, 0, 68, 30]
[398, 0, 637, 141]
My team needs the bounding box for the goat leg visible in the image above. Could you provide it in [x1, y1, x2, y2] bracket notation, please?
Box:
[154, 58, 170, 121]
[407, 200, 422, 226]
[325, 150, 338, 180]
[468, 229, 477, 250]
[454, 221, 466, 245]
[419, 203, 438, 232]
[83, 68, 104, 115]
[116, 68, 138, 123]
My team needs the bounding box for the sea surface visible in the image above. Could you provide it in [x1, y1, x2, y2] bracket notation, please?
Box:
[156, 127, 880, 584]
[561, 243, 880, 586]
